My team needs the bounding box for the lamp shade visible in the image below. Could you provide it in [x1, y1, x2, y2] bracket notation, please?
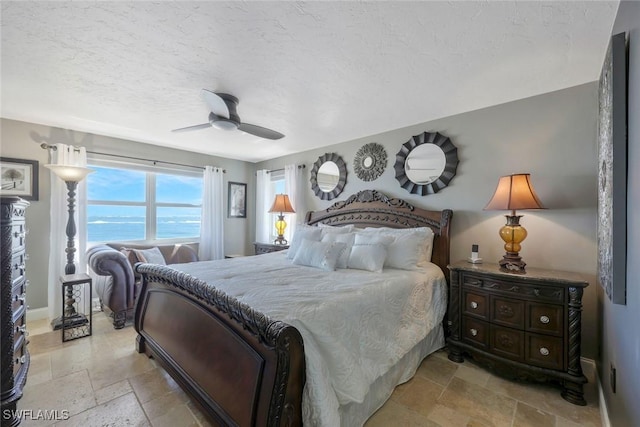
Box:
[45, 164, 94, 182]
[268, 194, 296, 214]
[484, 174, 545, 211]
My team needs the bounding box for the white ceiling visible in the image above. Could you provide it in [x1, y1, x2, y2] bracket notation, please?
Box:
[1, 1, 618, 163]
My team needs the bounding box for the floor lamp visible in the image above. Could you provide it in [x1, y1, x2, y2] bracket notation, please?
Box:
[45, 164, 94, 330]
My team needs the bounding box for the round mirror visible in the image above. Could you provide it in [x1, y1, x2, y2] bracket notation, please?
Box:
[394, 131, 459, 195]
[353, 142, 387, 182]
[310, 153, 347, 200]
[317, 161, 340, 192]
[405, 144, 446, 184]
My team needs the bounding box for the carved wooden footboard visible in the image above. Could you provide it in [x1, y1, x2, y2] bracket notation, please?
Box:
[134, 264, 305, 427]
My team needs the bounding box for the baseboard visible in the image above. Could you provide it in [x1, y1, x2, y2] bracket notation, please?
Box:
[581, 357, 611, 427]
[26, 306, 49, 321]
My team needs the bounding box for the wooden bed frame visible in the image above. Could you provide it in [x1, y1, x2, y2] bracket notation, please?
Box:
[134, 190, 452, 426]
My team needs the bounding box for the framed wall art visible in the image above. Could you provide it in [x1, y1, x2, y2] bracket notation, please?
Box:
[597, 32, 627, 305]
[228, 181, 247, 218]
[0, 157, 39, 201]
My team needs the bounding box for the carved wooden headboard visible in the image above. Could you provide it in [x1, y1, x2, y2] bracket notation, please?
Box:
[305, 190, 453, 283]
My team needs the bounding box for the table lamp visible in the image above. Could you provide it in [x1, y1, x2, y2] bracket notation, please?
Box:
[268, 194, 295, 245]
[484, 173, 545, 273]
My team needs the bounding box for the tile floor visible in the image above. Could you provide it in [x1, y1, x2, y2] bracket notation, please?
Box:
[17, 313, 602, 426]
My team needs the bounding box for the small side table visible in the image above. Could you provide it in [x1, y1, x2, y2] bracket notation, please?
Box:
[60, 273, 93, 342]
[254, 242, 289, 255]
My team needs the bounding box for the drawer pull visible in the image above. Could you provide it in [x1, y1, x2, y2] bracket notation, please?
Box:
[25, 280, 30, 287]
[13, 231, 26, 238]
[15, 355, 26, 364]
[17, 293, 26, 302]
[470, 328, 478, 337]
[539, 347, 550, 356]
[470, 301, 478, 309]
[16, 325, 27, 333]
[539, 315, 550, 324]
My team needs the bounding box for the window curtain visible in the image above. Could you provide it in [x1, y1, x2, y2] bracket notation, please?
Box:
[284, 164, 305, 242]
[199, 166, 224, 261]
[47, 144, 88, 322]
[255, 170, 272, 243]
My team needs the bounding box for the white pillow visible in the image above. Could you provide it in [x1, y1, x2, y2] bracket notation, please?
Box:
[347, 233, 393, 273]
[292, 239, 347, 271]
[347, 244, 387, 273]
[362, 227, 435, 266]
[321, 232, 355, 269]
[287, 225, 323, 259]
[318, 223, 354, 240]
[132, 247, 166, 265]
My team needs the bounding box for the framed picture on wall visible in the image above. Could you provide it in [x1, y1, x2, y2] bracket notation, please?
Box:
[228, 182, 247, 218]
[0, 157, 39, 201]
[597, 32, 628, 305]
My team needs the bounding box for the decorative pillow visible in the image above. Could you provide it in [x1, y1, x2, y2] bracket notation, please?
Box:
[347, 244, 387, 273]
[292, 239, 347, 271]
[317, 223, 354, 232]
[362, 227, 435, 267]
[132, 247, 166, 265]
[346, 233, 393, 273]
[287, 225, 323, 259]
[321, 232, 355, 269]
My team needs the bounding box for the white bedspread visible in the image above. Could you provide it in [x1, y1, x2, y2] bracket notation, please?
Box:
[173, 251, 448, 426]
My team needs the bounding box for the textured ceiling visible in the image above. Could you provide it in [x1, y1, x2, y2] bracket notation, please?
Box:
[1, 1, 618, 163]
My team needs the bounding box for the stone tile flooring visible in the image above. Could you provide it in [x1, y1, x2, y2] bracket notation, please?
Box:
[17, 314, 602, 426]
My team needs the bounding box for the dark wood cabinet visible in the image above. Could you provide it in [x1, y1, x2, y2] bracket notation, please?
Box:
[253, 242, 289, 255]
[447, 261, 588, 405]
[1, 197, 30, 426]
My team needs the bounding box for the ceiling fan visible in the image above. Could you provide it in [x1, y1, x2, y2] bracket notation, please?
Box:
[172, 89, 284, 140]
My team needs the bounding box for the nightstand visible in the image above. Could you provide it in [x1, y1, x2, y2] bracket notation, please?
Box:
[254, 242, 289, 255]
[447, 261, 589, 405]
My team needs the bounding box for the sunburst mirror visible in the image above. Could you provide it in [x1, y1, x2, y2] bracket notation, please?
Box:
[354, 143, 387, 182]
[394, 131, 459, 195]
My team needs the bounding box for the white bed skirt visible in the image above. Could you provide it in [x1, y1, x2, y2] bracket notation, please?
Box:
[339, 325, 446, 426]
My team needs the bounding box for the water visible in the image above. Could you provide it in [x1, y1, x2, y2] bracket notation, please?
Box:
[88, 216, 200, 243]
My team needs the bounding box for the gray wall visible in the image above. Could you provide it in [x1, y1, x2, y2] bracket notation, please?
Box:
[0, 118, 255, 310]
[600, 1, 640, 425]
[257, 83, 600, 359]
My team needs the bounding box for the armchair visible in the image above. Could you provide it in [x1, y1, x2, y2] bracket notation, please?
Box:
[86, 242, 199, 328]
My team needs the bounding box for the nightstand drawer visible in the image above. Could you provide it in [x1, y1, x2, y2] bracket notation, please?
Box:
[526, 334, 563, 370]
[462, 316, 489, 349]
[491, 325, 524, 362]
[491, 296, 524, 329]
[527, 303, 563, 336]
[463, 290, 488, 319]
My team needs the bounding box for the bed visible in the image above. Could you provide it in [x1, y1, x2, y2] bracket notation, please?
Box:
[134, 189, 453, 426]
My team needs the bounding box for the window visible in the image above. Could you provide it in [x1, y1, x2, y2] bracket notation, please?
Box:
[268, 170, 287, 242]
[87, 162, 203, 244]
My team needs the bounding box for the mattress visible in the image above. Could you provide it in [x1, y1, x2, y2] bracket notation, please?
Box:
[173, 251, 448, 426]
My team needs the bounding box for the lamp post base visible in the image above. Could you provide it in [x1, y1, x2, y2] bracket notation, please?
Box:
[499, 254, 527, 274]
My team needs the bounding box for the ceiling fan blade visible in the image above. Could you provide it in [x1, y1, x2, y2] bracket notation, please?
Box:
[201, 89, 230, 118]
[171, 123, 212, 133]
[238, 123, 284, 140]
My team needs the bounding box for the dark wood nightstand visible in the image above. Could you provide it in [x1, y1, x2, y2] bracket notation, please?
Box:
[254, 242, 289, 255]
[447, 261, 589, 405]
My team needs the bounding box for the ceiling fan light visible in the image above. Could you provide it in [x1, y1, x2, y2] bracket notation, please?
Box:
[211, 120, 237, 131]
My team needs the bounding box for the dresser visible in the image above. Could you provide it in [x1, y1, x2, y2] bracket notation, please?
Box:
[1, 197, 30, 426]
[253, 242, 289, 255]
[447, 261, 588, 405]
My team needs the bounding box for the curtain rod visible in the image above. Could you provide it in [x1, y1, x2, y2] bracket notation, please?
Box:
[40, 143, 226, 173]
[267, 165, 306, 173]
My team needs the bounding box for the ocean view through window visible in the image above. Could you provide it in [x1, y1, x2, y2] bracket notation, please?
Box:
[87, 163, 203, 244]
